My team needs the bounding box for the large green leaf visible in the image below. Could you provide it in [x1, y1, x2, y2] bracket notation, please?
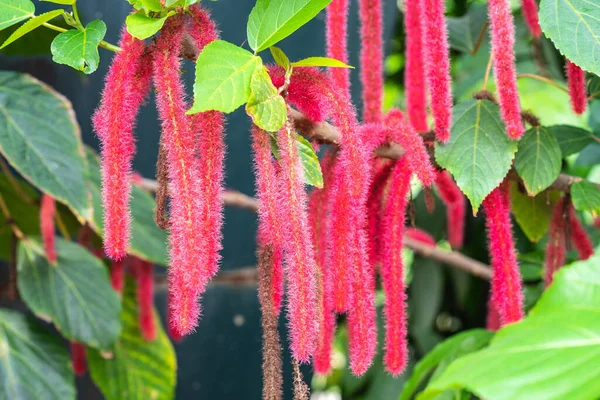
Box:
[1, 9, 63, 49]
[0, 0, 34, 31]
[514, 126, 562, 196]
[128, 0, 163, 12]
[435, 99, 518, 212]
[50, 20, 106, 74]
[291, 56, 353, 68]
[538, 0, 600, 76]
[246, 66, 287, 132]
[270, 133, 323, 188]
[247, 0, 332, 52]
[446, 3, 488, 54]
[17, 237, 121, 350]
[125, 10, 174, 40]
[550, 125, 599, 157]
[85, 147, 168, 266]
[188, 40, 262, 114]
[0, 71, 90, 221]
[571, 181, 600, 216]
[87, 278, 176, 400]
[0, 309, 75, 400]
[510, 185, 559, 242]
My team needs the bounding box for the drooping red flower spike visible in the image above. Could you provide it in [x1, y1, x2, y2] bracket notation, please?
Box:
[252, 126, 286, 315]
[421, 0, 453, 142]
[40, 194, 57, 264]
[132, 258, 156, 342]
[486, 297, 501, 331]
[567, 203, 594, 260]
[385, 108, 436, 186]
[359, 0, 384, 123]
[326, 0, 351, 96]
[566, 61, 588, 115]
[92, 29, 151, 260]
[405, 0, 429, 132]
[483, 183, 524, 325]
[110, 259, 125, 294]
[544, 197, 567, 286]
[405, 227, 436, 246]
[167, 288, 183, 343]
[521, 0, 542, 39]
[435, 170, 466, 249]
[186, 5, 219, 54]
[381, 157, 412, 376]
[71, 341, 87, 376]
[487, 0, 525, 139]
[154, 17, 205, 335]
[366, 161, 394, 267]
[276, 120, 319, 362]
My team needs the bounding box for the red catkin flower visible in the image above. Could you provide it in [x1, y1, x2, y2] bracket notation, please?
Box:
[252, 127, 286, 315]
[276, 121, 319, 362]
[154, 17, 205, 335]
[71, 341, 87, 376]
[358, 0, 384, 123]
[486, 297, 501, 331]
[92, 29, 150, 260]
[385, 108, 436, 186]
[544, 197, 567, 286]
[133, 258, 156, 342]
[167, 288, 183, 343]
[483, 183, 524, 325]
[521, 0, 542, 39]
[567, 204, 594, 260]
[40, 194, 57, 264]
[186, 6, 219, 54]
[420, 0, 453, 142]
[435, 170, 466, 249]
[381, 157, 412, 376]
[404, 0, 429, 132]
[366, 161, 394, 267]
[110, 259, 125, 294]
[326, 0, 351, 96]
[487, 0, 525, 139]
[566, 61, 587, 115]
[405, 227, 436, 246]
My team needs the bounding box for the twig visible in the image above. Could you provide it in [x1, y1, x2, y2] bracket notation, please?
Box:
[518, 73, 568, 93]
[0, 192, 25, 240]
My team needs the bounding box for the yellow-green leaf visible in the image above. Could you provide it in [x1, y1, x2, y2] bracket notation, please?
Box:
[0, 0, 34, 31]
[125, 10, 174, 40]
[571, 181, 600, 217]
[1, 9, 63, 49]
[246, 66, 287, 132]
[50, 19, 106, 74]
[291, 56, 354, 68]
[510, 186, 560, 242]
[269, 46, 290, 70]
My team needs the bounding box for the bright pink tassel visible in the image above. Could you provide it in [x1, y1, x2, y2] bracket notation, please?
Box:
[405, 0, 429, 132]
[521, 0, 541, 38]
[486, 297, 501, 331]
[381, 157, 412, 376]
[110, 259, 124, 294]
[276, 121, 319, 362]
[405, 227, 436, 246]
[359, 0, 383, 123]
[366, 161, 394, 267]
[568, 204, 594, 260]
[326, 0, 350, 96]
[92, 29, 150, 260]
[482, 183, 524, 325]
[134, 258, 156, 342]
[186, 5, 219, 54]
[566, 61, 587, 115]
[487, 0, 525, 139]
[40, 194, 57, 264]
[167, 288, 183, 343]
[71, 341, 87, 376]
[544, 197, 567, 286]
[420, 0, 453, 142]
[435, 170, 466, 249]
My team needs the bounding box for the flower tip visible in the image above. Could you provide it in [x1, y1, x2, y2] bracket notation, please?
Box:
[384, 356, 408, 377]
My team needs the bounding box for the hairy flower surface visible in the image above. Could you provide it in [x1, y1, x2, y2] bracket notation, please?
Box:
[435, 170, 466, 249]
[568, 204, 594, 260]
[405, 227, 436, 246]
[545, 197, 567, 286]
[326, 0, 350, 96]
[366, 161, 394, 267]
[359, 0, 383, 123]
[110, 259, 125, 294]
[483, 184, 524, 325]
[421, 0, 452, 142]
[405, 0, 429, 132]
[487, 0, 524, 139]
[521, 0, 541, 38]
[566, 61, 587, 115]
[134, 258, 156, 342]
[40, 194, 56, 264]
[71, 341, 87, 376]
[186, 6, 219, 53]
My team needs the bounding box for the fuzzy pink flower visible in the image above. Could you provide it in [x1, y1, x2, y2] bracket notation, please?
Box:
[92, 29, 151, 260]
[154, 17, 206, 335]
[435, 170, 466, 249]
[186, 5, 219, 54]
[110, 259, 125, 294]
[366, 161, 394, 267]
[359, 0, 383, 123]
[71, 341, 87, 376]
[133, 258, 156, 342]
[420, 0, 453, 142]
[483, 183, 524, 325]
[568, 203, 594, 260]
[167, 289, 183, 343]
[385, 108, 436, 186]
[566, 61, 587, 115]
[405, 0, 429, 132]
[40, 194, 57, 264]
[326, 0, 351, 96]
[486, 297, 501, 331]
[405, 227, 436, 246]
[276, 121, 319, 362]
[521, 0, 541, 38]
[381, 157, 412, 376]
[544, 197, 567, 286]
[487, 0, 525, 139]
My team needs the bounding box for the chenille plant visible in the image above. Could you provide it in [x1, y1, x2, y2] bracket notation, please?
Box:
[0, 0, 600, 399]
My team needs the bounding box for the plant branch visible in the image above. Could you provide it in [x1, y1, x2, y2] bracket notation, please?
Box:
[517, 73, 568, 93]
[0, 192, 25, 240]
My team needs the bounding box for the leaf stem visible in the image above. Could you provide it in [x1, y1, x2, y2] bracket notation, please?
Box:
[517, 73, 568, 93]
[71, 3, 82, 28]
[471, 22, 489, 56]
[0, 192, 25, 240]
[481, 53, 493, 90]
[41, 22, 122, 52]
[55, 211, 71, 241]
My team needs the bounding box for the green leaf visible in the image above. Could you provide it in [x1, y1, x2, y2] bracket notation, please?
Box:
[88, 278, 176, 400]
[1, 9, 63, 49]
[291, 56, 354, 68]
[400, 330, 493, 400]
[510, 185, 559, 242]
[40, 0, 75, 4]
[188, 40, 262, 114]
[0, 309, 75, 400]
[84, 147, 168, 266]
[50, 19, 106, 74]
[0, 71, 90, 221]
[247, 0, 332, 52]
[538, 0, 600, 76]
[269, 46, 290, 70]
[270, 134, 323, 188]
[571, 181, 600, 216]
[128, 0, 163, 11]
[549, 125, 600, 157]
[446, 3, 488, 54]
[435, 99, 518, 212]
[246, 66, 287, 132]
[17, 237, 121, 350]
[125, 10, 174, 40]
[0, 0, 34, 31]
[514, 126, 562, 195]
